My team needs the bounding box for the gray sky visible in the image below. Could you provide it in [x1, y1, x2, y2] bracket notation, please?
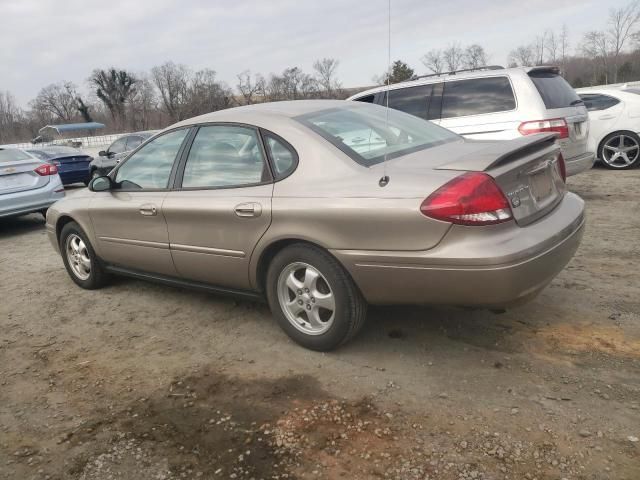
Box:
[0, 0, 629, 105]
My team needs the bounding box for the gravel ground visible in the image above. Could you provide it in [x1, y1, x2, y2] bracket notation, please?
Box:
[1, 167, 639, 480]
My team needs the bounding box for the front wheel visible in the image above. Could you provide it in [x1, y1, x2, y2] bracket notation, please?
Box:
[60, 221, 108, 289]
[266, 243, 367, 351]
[599, 132, 640, 169]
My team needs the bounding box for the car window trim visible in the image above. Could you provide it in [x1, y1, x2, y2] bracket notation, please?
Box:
[258, 128, 299, 181]
[172, 122, 274, 192]
[440, 75, 518, 120]
[107, 126, 195, 193]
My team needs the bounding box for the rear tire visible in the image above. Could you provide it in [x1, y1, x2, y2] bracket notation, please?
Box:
[599, 131, 640, 170]
[266, 243, 367, 351]
[59, 221, 108, 289]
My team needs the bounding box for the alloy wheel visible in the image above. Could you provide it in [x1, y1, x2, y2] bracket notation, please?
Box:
[277, 262, 336, 335]
[66, 234, 91, 280]
[602, 134, 640, 168]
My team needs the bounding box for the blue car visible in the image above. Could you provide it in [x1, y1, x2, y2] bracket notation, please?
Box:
[26, 146, 93, 186]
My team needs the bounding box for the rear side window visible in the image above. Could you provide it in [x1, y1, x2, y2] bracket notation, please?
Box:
[181, 125, 270, 189]
[441, 77, 515, 119]
[264, 134, 297, 179]
[579, 94, 621, 111]
[384, 84, 433, 120]
[354, 94, 375, 103]
[529, 72, 581, 109]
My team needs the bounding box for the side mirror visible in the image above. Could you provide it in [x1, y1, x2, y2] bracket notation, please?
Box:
[98, 150, 107, 157]
[89, 176, 113, 192]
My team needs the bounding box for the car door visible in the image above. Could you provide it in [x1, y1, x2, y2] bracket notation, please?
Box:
[438, 76, 520, 140]
[579, 93, 624, 153]
[89, 128, 191, 276]
[163, 124, 274, 290]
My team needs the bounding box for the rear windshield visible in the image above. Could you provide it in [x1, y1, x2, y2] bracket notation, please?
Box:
[296, 104, 459, 166]
[0, 149, 32, 162]
[26, 150, 52, 160]
[529, 72, 582, 109]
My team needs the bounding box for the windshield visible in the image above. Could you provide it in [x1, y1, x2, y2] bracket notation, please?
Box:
[528, 72, 582, 109]
[296, 104, 460, 166]
[0, 149, 33, 163]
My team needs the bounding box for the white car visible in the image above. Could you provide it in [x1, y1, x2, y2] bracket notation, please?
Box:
[577, 87, 640, 169]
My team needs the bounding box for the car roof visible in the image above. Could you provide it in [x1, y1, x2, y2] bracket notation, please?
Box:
[172, 100, 361, 128]
[347, 66, 558, 99]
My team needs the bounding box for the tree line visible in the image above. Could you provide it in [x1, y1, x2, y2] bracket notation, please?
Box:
[1, 1, 639, 144]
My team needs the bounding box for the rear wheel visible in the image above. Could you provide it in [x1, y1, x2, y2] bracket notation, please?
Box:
[60, 222, 108, 289]
[599, 132, 640, 169]
[266, 243, 367, 351]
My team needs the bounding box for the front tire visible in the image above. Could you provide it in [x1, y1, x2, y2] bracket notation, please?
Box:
[266, 243, 367, 351]
[599, 131, 640, 169]
[60, 222, 108, 289]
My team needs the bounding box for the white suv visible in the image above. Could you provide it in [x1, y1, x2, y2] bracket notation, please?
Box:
[348, 66, 594, 176]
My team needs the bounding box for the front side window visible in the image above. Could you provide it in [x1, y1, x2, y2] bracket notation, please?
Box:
[181, 125, 269, 189]
[441, 77, 516, 119]
[579, 94, 621, 112]
[264, 134, 297, 178]
[297, 104, 460, 166]
[108, 137, 128, 154]
[384, 84, 433, 120]
[114, 128, 188, 189]
[125, 136, 144, 151]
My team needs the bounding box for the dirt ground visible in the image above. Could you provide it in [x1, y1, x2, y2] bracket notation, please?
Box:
[1, 167, 639, 480]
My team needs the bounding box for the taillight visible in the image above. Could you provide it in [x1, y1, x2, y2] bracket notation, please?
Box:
[556, 153, 566, 182]
[518, 118, 569, 139]
[34, 164, 58, 176]
[420, 172, 513, 226]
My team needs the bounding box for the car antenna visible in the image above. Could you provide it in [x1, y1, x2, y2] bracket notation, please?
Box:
[379, 0, 391, 188]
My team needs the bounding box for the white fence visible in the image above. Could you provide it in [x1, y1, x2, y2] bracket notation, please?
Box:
[0, 133, 127, 152]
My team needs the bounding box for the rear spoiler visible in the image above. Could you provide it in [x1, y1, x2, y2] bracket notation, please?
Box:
[436, 133, 557, 172]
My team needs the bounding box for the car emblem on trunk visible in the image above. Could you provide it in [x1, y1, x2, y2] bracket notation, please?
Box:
[510, 193, 521, 207]
[507, 185, 529, 208]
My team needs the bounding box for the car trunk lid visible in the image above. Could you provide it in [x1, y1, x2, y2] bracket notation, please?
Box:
[0, 159, 51, 195]
[433, 133, 565, 226]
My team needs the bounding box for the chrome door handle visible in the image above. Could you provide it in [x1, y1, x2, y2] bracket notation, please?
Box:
[139, 204, 157, 216]
[234, 202, 262, 218]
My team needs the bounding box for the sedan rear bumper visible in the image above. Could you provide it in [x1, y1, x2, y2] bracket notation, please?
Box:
[332, 192, 585, 308]
[565, 151, 595, 177]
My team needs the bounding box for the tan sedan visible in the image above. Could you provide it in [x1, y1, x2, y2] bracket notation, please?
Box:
[46, 101, 585, 350]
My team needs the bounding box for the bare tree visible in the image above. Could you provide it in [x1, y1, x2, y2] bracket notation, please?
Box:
[0, 90, 23, 143]
[463, 44, 489, 69]
[30, 82, 78, 122]
[442, 43, 464, 71]
[313, 58, 341, 98]
[186, 69, 234, 116]
[421, 49, 444, 74]
[89, 68, 137, 127]
[609, 1, 640, 82]
[582, 31, 610, 84]
[151, 62, 190, 122]
[508, 45, 535, 67]
[129, 75, 157, 130]
[560, 24, 570, 73]
[236, 70, 265, 105]
[533, 34, 546, 65]
[546, 30, 559, 65]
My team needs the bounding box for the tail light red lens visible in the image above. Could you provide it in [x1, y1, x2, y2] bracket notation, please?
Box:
[556, 153, 567, 182]
[518, 118, 569, 139]
[34, 164, 58, 176]
[420, 172, 513, 226]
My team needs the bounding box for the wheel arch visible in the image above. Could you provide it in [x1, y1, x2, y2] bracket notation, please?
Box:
[253, 237, 338, 293]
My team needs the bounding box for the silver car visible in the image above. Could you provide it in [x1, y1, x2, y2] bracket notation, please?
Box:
[349, 66, 594, 176]
[0, 148, 65, 218]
